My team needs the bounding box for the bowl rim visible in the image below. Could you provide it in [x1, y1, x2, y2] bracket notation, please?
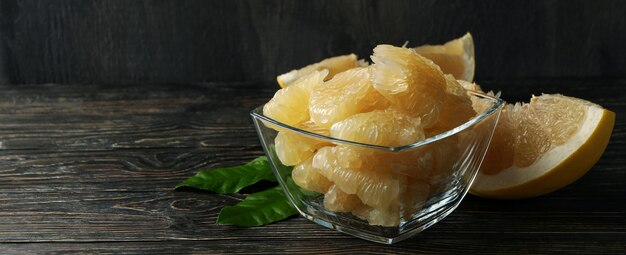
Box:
[250, 91, 504, 152]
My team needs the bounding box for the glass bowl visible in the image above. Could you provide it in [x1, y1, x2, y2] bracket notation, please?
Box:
[250, 92, 504, 244]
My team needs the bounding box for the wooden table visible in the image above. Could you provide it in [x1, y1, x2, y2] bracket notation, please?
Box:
[0, 80, 624, 254]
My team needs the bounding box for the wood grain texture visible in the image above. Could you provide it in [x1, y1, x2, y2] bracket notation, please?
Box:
[1, 0, 626, 84]
[0, 81, 624, 254]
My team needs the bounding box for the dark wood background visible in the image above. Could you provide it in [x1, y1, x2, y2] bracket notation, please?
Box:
[1, 0, 626, 85]
[0, 1, 625, 254]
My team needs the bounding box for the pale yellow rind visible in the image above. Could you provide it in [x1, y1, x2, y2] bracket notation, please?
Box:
[277, 54, 358, 88]
[470, 107, 615, 199]
[415, 32, 475, 82]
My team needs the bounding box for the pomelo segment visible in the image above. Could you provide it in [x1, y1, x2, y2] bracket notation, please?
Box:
[323, 185, 362, 213]
[264, 70, 328, 127]
[313, 146, 401, 211]
[309, 67, 388, 128]
[415, 32, 475, 82]
[471, 94, 615, 199]
[277, 54, 360, 88]
[370, 45, 447, 128]
[274, 121, 332, 166]
[292, 157, 333, 193]
[426, 75, 476, 134]
[329, 109, 424, 147]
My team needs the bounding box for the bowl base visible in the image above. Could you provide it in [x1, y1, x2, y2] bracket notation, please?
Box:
[296, 187, 464, 244]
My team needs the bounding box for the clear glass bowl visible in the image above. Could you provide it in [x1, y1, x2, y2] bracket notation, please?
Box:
[250, 92, 504, 244]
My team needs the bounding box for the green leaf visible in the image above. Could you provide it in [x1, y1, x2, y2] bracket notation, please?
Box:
[175, 156, 276, 194]
[217, 186, 299, 227]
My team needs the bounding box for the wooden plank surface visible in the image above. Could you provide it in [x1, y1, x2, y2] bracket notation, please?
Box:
[2, 0, 626, 84]
[0, 81, 624, 254]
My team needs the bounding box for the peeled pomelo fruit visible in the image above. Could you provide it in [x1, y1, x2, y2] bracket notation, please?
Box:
[400, 179, 431, 218]
[426, 75, 476, 134]
[415, 32, 475, 82]
[309, 67, 388, 128]
[427, 136, 461, 193]
[330, 109, 425, 147]
[457, 80, 497, 114]
[277, 54, 361, 88]
[313, 146, 401, 211]
[470, 94, 615, 199]
[292, 157, 333, 193]
[323, 185, 362, 212]
[458, 79, 483, 93]
[311, 145, 437, 226]
[370, 44, 447, 128]
[297, 120, 331, 137]
[274, 121, 332, 166]
[389, 149, 435, 180]
[264, 70, 328, 127]
[352, 202, 400, 227]
[312, 145, 424, 179]
[277, 33, 474, 88]
[321, 145, 384, 172]
[275, 131, 311, 166]
[264, 34, 617, 230]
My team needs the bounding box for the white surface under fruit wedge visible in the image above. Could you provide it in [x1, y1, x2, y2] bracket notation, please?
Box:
[470, 94, 615, 199]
